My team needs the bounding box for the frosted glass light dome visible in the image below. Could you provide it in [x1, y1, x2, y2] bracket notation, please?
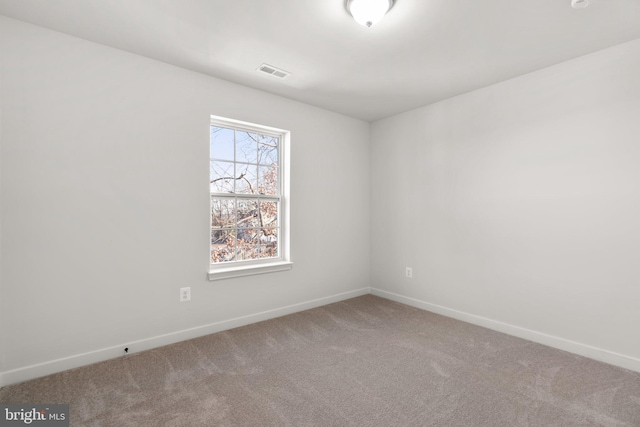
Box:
[571, 0, 589, 8]
[346, 0, 395, 27]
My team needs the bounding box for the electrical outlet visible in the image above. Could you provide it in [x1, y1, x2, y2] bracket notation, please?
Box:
[406, 267, 413, 279]
[180, 287, 191, 302]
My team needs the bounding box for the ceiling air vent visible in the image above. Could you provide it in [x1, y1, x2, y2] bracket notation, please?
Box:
[257, 64, 291, 79]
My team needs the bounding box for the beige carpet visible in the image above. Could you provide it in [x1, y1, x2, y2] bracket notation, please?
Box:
[1, 295, 639, 426]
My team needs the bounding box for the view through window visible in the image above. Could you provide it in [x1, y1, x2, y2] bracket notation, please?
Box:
[210, 117, 286, 268]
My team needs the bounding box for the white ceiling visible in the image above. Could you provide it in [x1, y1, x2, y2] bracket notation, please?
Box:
[1, 0, 640, 121]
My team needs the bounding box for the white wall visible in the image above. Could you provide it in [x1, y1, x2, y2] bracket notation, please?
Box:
[0, 16, 370, 385]
[0, 24, 4, 376]
[371, 38, 640, 371]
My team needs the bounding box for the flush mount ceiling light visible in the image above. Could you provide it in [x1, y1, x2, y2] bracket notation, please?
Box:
[346, 0, 395, 28]
[571, 0, 589, 8]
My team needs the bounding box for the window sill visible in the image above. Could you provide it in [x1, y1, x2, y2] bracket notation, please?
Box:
[208, 261, 293, 281]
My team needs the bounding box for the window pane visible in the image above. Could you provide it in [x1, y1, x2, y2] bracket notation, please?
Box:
[259, 200, 278, 228]
[210, 126, 234, 161]
[258, 165, 278, 195]
[211, 229, 236, 263]
[211, 198, 235, 229]
[210, 161, 235, 193]
[210, 117, 287, 268]
[236, 131, 257, 164]
[259, 228, 278, 259]
[237, 199, 259, 228]
[258, 135, 278, 165]
[235, 164, 258, 194]
[237, 230, 260, 261]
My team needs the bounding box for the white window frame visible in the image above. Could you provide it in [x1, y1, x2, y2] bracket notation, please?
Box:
[208, 115, 292, 281]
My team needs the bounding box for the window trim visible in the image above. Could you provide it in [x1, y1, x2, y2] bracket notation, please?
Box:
[208, 115, 291, 280]
[207, 261, 293, 281]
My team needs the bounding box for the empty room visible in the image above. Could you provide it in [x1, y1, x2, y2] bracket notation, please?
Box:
[1, 0, 640, 425]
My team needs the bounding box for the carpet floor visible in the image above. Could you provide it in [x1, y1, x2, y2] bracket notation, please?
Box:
[1, 295, 639, 426]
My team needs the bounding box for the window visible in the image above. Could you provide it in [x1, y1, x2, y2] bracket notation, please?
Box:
[208, 116, 291, 280]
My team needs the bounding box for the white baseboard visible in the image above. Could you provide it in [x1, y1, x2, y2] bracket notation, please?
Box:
[3, 286, 637, 388]
[0, 288, 369, 387]
[370, 288, 640, 374]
